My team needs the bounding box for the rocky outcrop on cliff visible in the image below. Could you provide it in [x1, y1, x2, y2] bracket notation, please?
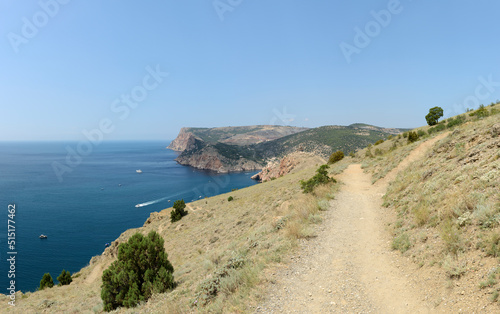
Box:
[167, 128, 198, 151]
[251, 152, 326, 182]
[176, 144, 263, 173]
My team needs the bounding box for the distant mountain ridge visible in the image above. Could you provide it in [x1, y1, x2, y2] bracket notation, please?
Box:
[169, 124, 407, 172]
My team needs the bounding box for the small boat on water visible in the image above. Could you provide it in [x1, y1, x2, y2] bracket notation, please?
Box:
[135, 204, 145, 208]
[136, 169, 143, 173]
[39, 234, 47, 239]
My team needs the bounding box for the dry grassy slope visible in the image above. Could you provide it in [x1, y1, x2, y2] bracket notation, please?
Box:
[360, 108, 500, 312]
[2, 155, 332, 313]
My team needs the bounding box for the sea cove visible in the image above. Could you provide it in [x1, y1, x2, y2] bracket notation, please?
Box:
[0, 141, 258, 292]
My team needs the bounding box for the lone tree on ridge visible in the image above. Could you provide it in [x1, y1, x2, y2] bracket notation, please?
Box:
[425, 106, 444, 126]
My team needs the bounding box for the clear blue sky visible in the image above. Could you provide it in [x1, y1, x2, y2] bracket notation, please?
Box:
[1, 0, 499, 141]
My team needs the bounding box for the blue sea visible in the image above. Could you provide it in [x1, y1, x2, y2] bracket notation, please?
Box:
[0, 141, 258, 293]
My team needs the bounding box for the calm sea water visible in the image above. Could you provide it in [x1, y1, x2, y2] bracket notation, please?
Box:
[0, 141, 258, 293]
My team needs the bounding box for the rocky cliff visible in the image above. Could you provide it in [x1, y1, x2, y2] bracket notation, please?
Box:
[167, 128, 198, 151]
[176, 144, 263, 173]
[251, 152, 326, 182]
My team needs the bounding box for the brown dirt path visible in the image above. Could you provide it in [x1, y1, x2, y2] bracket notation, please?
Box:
[256, 134, 449, 313]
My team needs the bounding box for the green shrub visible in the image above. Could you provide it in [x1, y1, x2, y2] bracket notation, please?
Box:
[428, 123, 447, 134]
[440, 219, 463, 255]
[492, 291, 499, 302]
[392, 233, 412, 253]
[228, 196, 233, 202]
[170, 199, 188, 223]
[349, 151, 355, 158]
[476, 104, 490, 118]
[365, 148, 373, 158]
[485, 233, 500, 257]
[425, 106, 444, 126]
[193, 256, 245, 306]
[317, 199, 329, 211]
[390, 142, 398, 151]
[39, 273, 54, 290]
[374, 148, 383, 156]
[479, 273, 497, 289]
[328, 150, 344, 164]
[446, 115, 465, 128]
[417, 130, 426, 138]
[442, 255, 466, 279]
[407, 131, 419, 143]
[101, 231, 175, 312]
[57, 270, 72, 286]
[374, 139, 384, 145]
[300, 164, 335, 193]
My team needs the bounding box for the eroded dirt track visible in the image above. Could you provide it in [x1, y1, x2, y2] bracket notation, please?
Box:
[257, 135, 449, 313]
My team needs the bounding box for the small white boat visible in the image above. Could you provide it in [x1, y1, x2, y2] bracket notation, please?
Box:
[135, 204, 145, 208]
[39, 234, 47, 239]
[136, 170, 143, 173]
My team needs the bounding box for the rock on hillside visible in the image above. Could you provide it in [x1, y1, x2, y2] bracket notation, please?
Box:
[251, 152, 326, 182]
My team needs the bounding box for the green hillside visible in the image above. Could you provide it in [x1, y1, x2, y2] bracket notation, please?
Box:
[252, 124, 405, 159]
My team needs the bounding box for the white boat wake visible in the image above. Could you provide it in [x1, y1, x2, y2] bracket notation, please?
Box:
[135, 190, 205, 208]
[135, 196, 170, 208]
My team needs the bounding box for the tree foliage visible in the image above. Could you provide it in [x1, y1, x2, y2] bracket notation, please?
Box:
[57, 270, 72, 286]
[328, 150, 344, 164]
[300, 164, 335, 193]
[170, 199, 188, 223]
[407, 131, 419, 143]
[101, 231, 175, 312]
[39, 273, 54, 290]
[425, 106, 444, 126]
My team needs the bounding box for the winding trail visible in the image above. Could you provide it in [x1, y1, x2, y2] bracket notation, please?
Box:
[257, 133, 449, 313]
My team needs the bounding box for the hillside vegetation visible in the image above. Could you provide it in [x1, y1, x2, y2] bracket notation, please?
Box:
[251, 124, 405, 160]
[359, 102, 500, 307]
